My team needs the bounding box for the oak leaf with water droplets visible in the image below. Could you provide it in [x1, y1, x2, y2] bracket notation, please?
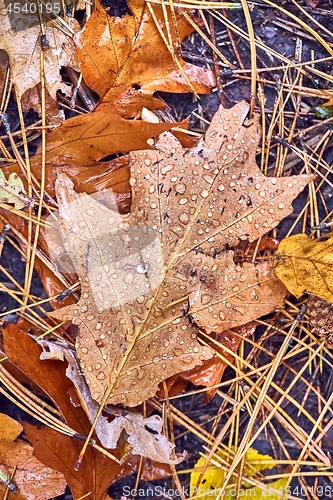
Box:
[49, 101, 311, 407]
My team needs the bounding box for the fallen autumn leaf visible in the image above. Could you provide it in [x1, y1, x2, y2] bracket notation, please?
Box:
[49, 101, 311, 407]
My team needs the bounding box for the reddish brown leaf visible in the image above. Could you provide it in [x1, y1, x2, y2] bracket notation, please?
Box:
[23, 424, 123, 500]
[2, 323, 86, 432]
[158, 323, 257, 402]
[2, 323, 130, 498]
[0, 413, 66, 500]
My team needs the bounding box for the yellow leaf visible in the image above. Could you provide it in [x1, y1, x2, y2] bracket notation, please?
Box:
[275, 234, 333, 302]
[244, 478, 289, 500]
[190, 447, 281, 500]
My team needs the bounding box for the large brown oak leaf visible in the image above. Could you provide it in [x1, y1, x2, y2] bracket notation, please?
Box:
[49, 101, 311, 407]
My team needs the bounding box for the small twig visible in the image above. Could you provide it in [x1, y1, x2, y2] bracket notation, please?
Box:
[0, 469, 18, 494]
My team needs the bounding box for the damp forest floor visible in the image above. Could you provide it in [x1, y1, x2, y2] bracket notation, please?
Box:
[2, 0, 333, 499]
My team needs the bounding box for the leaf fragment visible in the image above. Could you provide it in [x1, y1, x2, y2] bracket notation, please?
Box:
[0, 413, 66, 500]
[275, 234, 333, 302]
[0, 169, 27, 209]
[0, 8, 79, 99]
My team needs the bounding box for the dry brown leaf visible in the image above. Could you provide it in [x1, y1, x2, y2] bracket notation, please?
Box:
[0, 6, 79, 99]
[276, 233, 333, 302]
[41, 103, 179, 166]
[0, 413, 66, 500]
[49, 101, 311, 407]
[75, 0, 214, 116]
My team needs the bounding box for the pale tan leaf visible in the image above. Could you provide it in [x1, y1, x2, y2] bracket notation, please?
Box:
[0, 5, 79, 99]
[104, 413, 184, 464]
[49, 101, 311, 407]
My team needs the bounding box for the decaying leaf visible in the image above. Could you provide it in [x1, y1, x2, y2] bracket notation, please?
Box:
[39, 340, 184, 464]
[0, 413, 66, 500]
[0, 169, 27, 208]
[275, 233, 333, 302]
[190, 447, 287, 500]
[0, 4, 79, 99]
[102, 413, 184, 464]
[49, 101, 311, 407]
[75, 0, 214, 116]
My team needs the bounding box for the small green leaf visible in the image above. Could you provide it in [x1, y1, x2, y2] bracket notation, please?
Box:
[314, 105, 333, 119]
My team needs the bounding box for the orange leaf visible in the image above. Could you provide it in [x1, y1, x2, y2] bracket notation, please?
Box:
[0, 413, 66, 500]
[75, 0, 214, 116]
[42, 104, 178, 166]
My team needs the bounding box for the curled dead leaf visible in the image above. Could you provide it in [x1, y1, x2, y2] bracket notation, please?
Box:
[38, 340, 186, 464]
